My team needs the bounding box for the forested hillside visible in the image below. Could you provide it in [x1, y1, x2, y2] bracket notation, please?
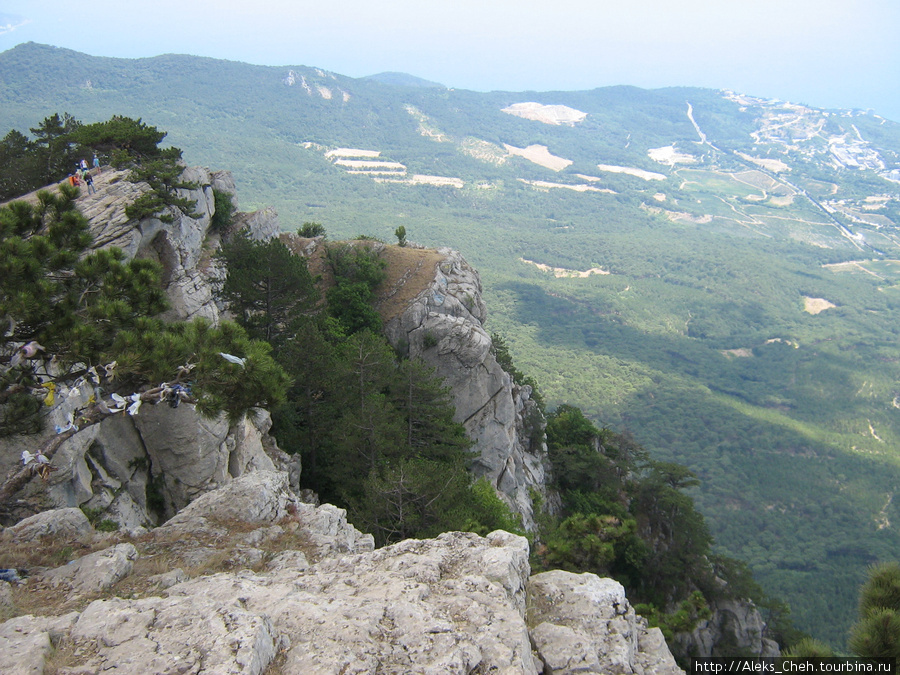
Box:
[0, 115, 778, 664]
[3, 41, 900, 646]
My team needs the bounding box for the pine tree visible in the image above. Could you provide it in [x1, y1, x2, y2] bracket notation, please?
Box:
[393, 357, 471, 462]
[0, 185, 165, 366]
[849, 562, 900, 659]
[269, 317, 341, 492]
[69, 116, 167, 162]
[215, 230, 318, 351]
[0, 130, 39, 200]
[325, 242, 386, 335]
[328, 330, 405, 480]
[351, 457, 471, 545]
[29, 113, 81, 185]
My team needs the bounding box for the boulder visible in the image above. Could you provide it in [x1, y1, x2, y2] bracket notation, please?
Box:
[2, 507, 92, 543]
[162, 469, 297, 529]
[527, 570, 683, 674]
[39, 543, 138, 599]
[677, 597, 780, 658]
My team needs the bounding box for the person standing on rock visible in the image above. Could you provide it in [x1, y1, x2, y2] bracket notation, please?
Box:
[84, 171, 96, 195]
[93, 154, 101, 173]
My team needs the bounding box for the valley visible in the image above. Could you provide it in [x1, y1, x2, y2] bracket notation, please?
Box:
[2, 42, 900, 647]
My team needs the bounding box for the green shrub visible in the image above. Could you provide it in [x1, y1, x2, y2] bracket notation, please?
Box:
[463, 477, 524, 536]
[298, 222, 326, 238]
[210, 189, 235, 233]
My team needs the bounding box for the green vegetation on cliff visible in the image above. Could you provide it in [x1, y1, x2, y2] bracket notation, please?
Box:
[214, 231, 517, 545]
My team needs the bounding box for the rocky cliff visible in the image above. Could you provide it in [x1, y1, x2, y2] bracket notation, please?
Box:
[382, 247, 552, 530]
[0, 166, 296, 528]
[0, 470, 683, 674]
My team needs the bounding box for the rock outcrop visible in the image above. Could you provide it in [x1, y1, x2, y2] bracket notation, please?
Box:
[384, 248, 553, 530]
[0, 471, 682, 674]
[528, 570, 683, 674]
[676, 598, 780, 659]
[0, 166, 293, 528]
[0, 166, 770, 667]
[76, 166, 243, 322]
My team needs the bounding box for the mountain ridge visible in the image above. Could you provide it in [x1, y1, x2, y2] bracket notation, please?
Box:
[364, 71, 446, 89]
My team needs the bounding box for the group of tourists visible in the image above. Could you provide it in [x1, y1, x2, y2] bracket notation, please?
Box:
[66, 154, 102, 195]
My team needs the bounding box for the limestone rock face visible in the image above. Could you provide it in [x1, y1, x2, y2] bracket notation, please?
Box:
[75, 165, 279, 324]
[677, 597, 780, 659]
[0, 472, 682, 675]
[78, 166, 220, 322]
[384, 247, 552, 530]
[1, 399, 296, 529]
[527, 570, 684, 674]
[2, 507, 92, 543]
[0, 167, 294, 528]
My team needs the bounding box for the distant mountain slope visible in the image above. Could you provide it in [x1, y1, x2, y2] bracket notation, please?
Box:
[4, 41, 900, 648]
[364, 71, 445, 88]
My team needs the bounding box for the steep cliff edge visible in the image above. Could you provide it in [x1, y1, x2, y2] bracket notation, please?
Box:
[381, 246, 552, 530]
[0, 470, 683, 674]
[0, 167, 296, 528]
[276, 235, 553, 531]
[2, 166, 540, 531]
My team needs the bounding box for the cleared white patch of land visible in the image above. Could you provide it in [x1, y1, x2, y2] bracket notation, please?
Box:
[520, 258, 610, 277]
[648, 145, 697, 165]
[334, 159, 406, 170]
[596, 164, 666, 181]
[518, 179, 615, 194]
[325, 148, 382, 158]
[736, 152, 791, 173]
[505, 144, 573, 171]
[376, 175, 464, 188]
[803, 296, 836, 314]
[501, 102, 587, 126]
[322, 146, 462, 187]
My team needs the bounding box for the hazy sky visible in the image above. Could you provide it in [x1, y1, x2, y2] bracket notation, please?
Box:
[2, 0, 899, 121]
